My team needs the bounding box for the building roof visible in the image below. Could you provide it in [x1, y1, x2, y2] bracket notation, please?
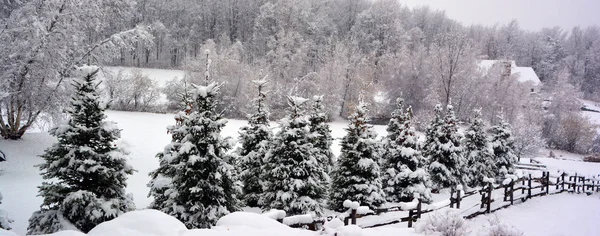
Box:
[478, 60, 541, 86]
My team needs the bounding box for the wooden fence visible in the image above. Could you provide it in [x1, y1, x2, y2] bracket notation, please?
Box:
[279, 170, 600, 231]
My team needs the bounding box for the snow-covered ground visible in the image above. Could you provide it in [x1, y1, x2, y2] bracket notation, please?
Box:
[470, 193, 600, 236]
[1, 109, 600, 235]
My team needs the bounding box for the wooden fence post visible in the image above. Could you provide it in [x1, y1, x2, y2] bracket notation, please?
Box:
[408, 210, 414, 228]
[546, 172, 550, 195]
[450, 188, 455, 208]
[541, 172, 546, 193]
[416, 198, 422, 219]
[480, 189, 486, 209]
[572, 173, 577, 193]
[350, 209, 357, 225]
[456, 188, 461, 209]
[528, 174, 532, 199]
[561, 173, 565, 191]
[486, 182, 492, 214]
[510, 180, 514, 205]
[522, 178, 526, 195]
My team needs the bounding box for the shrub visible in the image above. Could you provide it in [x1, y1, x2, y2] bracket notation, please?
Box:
[414, 209, 469, 236]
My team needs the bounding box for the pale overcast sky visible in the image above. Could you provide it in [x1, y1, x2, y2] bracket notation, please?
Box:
[400, 0, 600, 31]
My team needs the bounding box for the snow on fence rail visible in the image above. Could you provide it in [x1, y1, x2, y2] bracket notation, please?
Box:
[272, 170, 600, 231]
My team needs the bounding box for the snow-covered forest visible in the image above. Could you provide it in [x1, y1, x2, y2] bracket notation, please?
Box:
[1, 0, 600, 236]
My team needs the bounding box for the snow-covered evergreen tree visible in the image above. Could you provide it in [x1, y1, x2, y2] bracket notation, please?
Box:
[489, 116, 518, 177]
[424, 104, 465, 189]
[148, 82, 240, 229]
[308, 95, 335, 173]
[382, 98, 432, 203]
[463, 110, 496, 187]
[237, 78, 273, 207]
[28, 66, 134, 234]
[0, 189, 12, 230]
[330, 99, 385, 212]
[261, 96, 329, 215]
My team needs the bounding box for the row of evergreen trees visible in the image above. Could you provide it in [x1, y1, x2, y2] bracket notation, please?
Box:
[27, 67, 517, 234]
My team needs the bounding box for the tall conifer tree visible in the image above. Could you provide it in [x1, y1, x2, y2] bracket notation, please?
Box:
[330, 98, 385, 211]
[262, 96, 329, 215]
[382, 98, 432, 203]
[28, 66, 134, 234]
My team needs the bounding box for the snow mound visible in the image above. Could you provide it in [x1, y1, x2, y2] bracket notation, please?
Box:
[334, 225, 364, 236]
[343, 200, 360, 209]
[282, 213, 313, 226]
[261, 209, 286, 221]
[87, 209, 187, 236]
[40, 231, 86, 236]
[215, 212, 289, 229]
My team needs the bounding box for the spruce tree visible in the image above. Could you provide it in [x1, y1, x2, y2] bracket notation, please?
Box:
[330, 99, 385, 212]
[262, 96, 329, 215]
[424, 104, 464, 189]
[382, 98, 432, 203]
[308, 95, 335, 174]
[489, 116, 518, 178]
[237, 78, 273, 207]
[463, 110, 496, 187]
[28, 66, 134, 234]
[148, 83, 240, 229]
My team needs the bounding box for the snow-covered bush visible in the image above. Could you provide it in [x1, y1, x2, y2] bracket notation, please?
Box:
[28, 67, 135, 234]
[415, 209, 469, 236]
[477, 216, 524, 236]
[104, 69, 161, 112]
[0, 189, 12, 230]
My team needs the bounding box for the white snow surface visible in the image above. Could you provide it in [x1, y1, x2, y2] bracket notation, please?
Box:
[469, 194, 600, 236]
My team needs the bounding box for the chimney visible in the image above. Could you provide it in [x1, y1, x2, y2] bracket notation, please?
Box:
[501, 60, 511, 80]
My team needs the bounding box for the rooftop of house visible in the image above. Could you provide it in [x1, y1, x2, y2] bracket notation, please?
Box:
[478, 60, 542, 86]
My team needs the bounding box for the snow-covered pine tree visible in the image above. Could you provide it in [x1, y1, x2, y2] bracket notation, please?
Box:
[489, 116, 518, 178]
[261, 96, 329, 215]
[148, 82, 240, 229]
[424, 104, 464, 189]
[147, 81, 195, 214]
[308, 95, 335, 174]
[382, 98, 432, 203]
[28, 66, 134, 234]
[0, 189, 12, 230]
[330, 98, 386, 212]
[463, 110, 496, 187]
[237, 78, 273, 207]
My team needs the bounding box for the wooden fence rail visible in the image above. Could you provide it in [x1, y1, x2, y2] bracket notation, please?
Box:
[282, 170, 600, 231]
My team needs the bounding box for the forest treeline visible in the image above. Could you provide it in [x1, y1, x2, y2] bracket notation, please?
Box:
[1, 0, 599, 154]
